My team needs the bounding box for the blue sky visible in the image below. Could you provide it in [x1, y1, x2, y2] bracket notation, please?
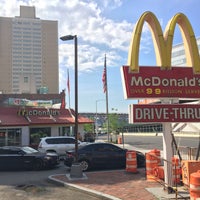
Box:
[1, 0, 200, 113]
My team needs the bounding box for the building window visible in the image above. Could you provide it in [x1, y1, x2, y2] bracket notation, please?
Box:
[24, 76, 28, 83]
[0, 129, 21, 146]
[30, 127, 51, 149]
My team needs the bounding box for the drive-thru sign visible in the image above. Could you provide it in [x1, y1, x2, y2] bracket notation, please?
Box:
[129, 104, 200, 123]
[121, 11, 200, 189]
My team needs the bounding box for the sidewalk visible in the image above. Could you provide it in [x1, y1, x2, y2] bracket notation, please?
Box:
[49, 168, 160, 200]
[49, 168, 190, 200]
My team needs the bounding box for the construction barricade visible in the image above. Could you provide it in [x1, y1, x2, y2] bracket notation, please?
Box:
[126, 150, 137, 173]
[154, 166, 164, 180]
[181, 160, 200, 187]
[190, 170, 200, 200]
[145, 149, 161, 181]
[117, 136, 122, 144]
[172, 157, 181, 185]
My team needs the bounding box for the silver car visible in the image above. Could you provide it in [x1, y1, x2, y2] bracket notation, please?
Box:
[38, 136, 87, 158]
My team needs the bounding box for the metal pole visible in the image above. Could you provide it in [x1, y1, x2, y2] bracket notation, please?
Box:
[95, 99, 105, 140]
[95, 101, 98, 140]
[60, 35, 82, 178]
[74, 35, 78, 162]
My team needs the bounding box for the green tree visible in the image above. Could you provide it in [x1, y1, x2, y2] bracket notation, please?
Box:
[83, 123, 94, 133]
[102, 113, 128, 143]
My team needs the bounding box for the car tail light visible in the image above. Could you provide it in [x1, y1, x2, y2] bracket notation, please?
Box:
[66, 152, 74, 158]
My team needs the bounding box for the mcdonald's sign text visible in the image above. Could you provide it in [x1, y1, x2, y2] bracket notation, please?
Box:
[129, 104, 200, 123]
[121, 66, 200, 99]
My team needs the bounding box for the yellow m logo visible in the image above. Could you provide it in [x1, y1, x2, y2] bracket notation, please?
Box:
[128, 11, 200, 73]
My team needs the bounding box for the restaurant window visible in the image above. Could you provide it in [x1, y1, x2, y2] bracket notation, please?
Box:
[30, 127, 51, 149]
[59, 126, 71, 136]
[0, 128, 21, 146]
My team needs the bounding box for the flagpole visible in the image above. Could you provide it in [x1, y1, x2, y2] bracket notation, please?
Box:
[106, 77, 109, 142]
[67, 68, 71, 108]
[102, 54, 110, 142]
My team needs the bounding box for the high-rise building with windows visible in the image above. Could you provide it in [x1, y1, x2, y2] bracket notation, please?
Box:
[171, 37, 200, 133]
[171, 37, 200, 66]
[0, 5, 58, 94]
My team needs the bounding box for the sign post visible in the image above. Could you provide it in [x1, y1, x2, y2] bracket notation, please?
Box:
[161, 99, 178, 191]
[162, 122, 173, 188]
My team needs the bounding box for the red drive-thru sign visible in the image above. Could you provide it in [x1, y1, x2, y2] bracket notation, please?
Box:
[121, 66, 200, 99]
[129, 104, 200, 123]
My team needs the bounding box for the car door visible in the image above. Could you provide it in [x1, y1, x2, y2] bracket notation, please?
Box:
[54, 137, 76, 155]
[90, 144, 111, 168]
[0, 149, 10, 170]
[0, 148, 23, 170]
[55, 138, 66, 155]
[65, 138, 76, 152]
[103, 144, 126, 168]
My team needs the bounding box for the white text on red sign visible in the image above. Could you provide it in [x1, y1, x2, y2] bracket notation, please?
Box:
[129, 104, 200, 123]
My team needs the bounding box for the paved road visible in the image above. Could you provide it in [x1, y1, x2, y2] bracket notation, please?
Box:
[102, 133, 200, 150]
[0, 161, 67, 186]
[0, 161, 101, 200]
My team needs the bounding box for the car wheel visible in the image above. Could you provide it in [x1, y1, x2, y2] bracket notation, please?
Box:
[33, 159, 44, 170]
[79, 160, 90, 171]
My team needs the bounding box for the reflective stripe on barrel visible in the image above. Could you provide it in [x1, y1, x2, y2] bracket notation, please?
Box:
[126, 150, 137, 173]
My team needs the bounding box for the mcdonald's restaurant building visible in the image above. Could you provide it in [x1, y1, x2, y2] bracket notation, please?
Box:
[0, 92, 93, 148]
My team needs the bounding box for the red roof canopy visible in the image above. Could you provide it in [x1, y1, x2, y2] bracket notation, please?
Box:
[0, 107, 93, 127]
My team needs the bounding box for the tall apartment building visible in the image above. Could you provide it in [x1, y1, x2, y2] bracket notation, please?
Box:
[171, 37, 200, 66]
[0, 5, 59, 94]
[170, 37, 200, 133]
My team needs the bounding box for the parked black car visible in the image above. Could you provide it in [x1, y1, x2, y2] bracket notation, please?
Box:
[0, 146, 60, 171]
[64, 142, 145, 171]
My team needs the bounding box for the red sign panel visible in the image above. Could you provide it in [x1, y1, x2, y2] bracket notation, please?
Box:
[129, 104, 200, 123]
[121, 66, 200, 99]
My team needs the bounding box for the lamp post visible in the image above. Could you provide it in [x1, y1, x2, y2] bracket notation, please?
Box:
[95, 99, 105, 139]
[60, 35, 78, 162]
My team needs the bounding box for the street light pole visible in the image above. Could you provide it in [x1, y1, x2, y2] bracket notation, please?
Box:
[60, 35, 78, 162]
[95, 99, 105, 139]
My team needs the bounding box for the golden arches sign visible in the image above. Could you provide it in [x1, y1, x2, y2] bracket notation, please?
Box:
[128, 11, 200, 73]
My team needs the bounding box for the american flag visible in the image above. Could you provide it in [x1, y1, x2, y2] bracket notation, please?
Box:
[102, 55, 107, 93]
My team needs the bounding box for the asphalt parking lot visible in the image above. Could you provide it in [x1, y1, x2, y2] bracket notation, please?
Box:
[0, 161, 102, 200]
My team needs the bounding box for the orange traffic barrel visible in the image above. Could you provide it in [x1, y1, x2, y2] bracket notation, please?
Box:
[146, 149, 161, 181]
[190, 170, 200, 199]
[154, 166, 164, 180]
[118, 136, 122, 144]
[172, 157, 181, 185]
[126, 150, 137, 173]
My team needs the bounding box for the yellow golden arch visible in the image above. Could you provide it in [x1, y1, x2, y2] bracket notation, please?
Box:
[128, 11, 200, 73]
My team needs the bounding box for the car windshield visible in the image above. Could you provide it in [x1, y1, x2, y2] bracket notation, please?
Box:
[21, 146, 39, 154]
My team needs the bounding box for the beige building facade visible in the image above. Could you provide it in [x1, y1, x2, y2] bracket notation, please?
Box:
[0, 5, 59, 94]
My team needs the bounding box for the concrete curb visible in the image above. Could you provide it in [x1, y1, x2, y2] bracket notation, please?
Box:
[48, 174, 122, 200]
[120, 132, 200, 137]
